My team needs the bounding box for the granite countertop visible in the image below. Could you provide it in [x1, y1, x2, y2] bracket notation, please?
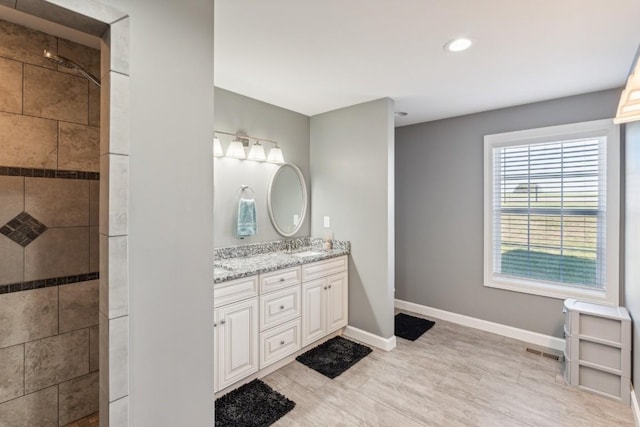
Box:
[214, 247, 349, 284]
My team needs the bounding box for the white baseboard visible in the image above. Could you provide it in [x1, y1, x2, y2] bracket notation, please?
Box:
[395, 299, 565, 352]
[632, 386, 640, 426]
[343, 325, 396, 351]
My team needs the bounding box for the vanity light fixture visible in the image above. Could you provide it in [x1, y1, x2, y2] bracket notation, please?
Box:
[444, 37, 472, 52]
[214, 130, 285, 163]
[247, 141, 267, 161]
[266, 145, 285, 164]
[615, 47, 640, 124]
[213, 137, 224, 157]
[226, 137, 247, 159]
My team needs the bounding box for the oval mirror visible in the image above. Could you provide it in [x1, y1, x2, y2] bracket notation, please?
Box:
[267, 163, 307, 237]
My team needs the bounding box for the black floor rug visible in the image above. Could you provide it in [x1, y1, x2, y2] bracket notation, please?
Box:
[215, 379, 295, 427]
[296, 336, 372, 379]
[395, 313, 435, 341]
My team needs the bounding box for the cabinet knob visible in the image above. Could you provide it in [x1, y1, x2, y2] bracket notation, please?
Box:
[324, 286, 328, 290]
[279, 277, 285, 282]
[220, 319, 226, 325]
[214, 322, 217, 328]
[280, 340, 285, 345]
[328, 285, 332, 289]
[280, 305, 285, 310]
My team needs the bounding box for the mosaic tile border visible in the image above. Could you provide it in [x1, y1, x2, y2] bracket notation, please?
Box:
[0, 272, 99, 294]
[0, 166, 99, 180]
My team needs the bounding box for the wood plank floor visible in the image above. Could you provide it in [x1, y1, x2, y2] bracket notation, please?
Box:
[262, 310, 634, 426]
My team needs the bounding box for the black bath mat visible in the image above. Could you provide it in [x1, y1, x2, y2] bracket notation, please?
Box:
[296, 336, 372, 379]
[395, 313, 435, 341]
[215, 379, 295, 427]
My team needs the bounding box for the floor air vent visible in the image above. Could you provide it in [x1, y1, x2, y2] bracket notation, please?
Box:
[525, 347, 561, 361]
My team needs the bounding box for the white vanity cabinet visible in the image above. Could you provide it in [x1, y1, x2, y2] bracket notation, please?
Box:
[301, 256, 348, 347]
[214, 254, 349, 394]
[214, 276, 259, 392]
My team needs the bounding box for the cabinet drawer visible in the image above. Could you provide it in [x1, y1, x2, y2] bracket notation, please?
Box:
[260, 285, 301, 331]
[302, 256, 347, 282]
[579, 341, 629, 373]
[214, 275, 258, 308]
[259, 318, 301, 369]
[579, 314, 622, 344]
[260, 267, 301, 294]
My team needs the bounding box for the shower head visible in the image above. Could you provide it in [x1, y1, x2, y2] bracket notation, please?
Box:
[43, 49, 101, 88]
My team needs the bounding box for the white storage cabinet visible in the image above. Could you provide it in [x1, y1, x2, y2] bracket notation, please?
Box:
[213, 275, 259, 392]
[301, 256, 348, 347]
[563, 298, 631, 404]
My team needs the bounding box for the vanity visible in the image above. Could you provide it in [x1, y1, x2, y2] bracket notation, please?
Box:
[213, 241, 350, 394]
[213, 156, 351, 394]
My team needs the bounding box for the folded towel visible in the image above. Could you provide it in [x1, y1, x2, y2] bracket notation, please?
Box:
[237, 197, 257, 238]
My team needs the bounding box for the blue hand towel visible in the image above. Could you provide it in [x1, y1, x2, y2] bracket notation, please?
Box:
[237, 198, 257, 238]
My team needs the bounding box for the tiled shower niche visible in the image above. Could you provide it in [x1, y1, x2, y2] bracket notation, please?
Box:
[0, 18, 100, 426]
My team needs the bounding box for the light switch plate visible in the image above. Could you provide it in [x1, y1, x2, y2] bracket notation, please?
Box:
[323, 216, 330, 228]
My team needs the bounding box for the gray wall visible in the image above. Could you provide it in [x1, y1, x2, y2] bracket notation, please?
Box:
[214, 88, 310, 247]
[102, 1, 215, 425]
[395, 89, 621, 337]
[624, 121, 640, 406]
[310, 98, 396, 339]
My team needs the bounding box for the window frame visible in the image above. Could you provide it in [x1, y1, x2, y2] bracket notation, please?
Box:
[483, 119, 620, 305]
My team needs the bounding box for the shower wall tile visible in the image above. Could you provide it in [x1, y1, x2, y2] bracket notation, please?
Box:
[89, 325, 99, 372]
[58, 38, 101, 80]
[101, 17, 129, 76]
[0, 112, 57, 169]
[99, 235, 128, 319]
[0, 287, 58, 349]
[23, 64, 88, 124]
[89, 84, 100, 127]
[0, 386, 58, 427]
[0, 20, 56, 69]
[99, 154, 129, 236]
[25, 177, 90, 227]
[0, 234, 23, 285]
[100, 71, 130, 155]
[25, 227, 90, 281]
[0, 176, 24, 226]
[100, 313, 129, 401]
[58, 122, 100, 172]
[0, 1, 17, 8]
[0, 57, 23, 114]
[58, 371, 99, 426]
[24, 329, 90, 393]
[89, 180, 99, 226]
[0, 344, 24, 403]
[59, 280, 99, 333]
[90, 226, 99, 272]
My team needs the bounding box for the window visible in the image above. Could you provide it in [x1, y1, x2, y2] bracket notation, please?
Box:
[484, 119, 620, 305]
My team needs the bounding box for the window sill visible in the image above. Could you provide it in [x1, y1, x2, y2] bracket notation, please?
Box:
[484, 274, 617, 306]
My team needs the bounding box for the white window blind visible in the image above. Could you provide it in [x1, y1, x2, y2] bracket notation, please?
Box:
[484, 119, 620, 304]
[492, 138, 606, 289]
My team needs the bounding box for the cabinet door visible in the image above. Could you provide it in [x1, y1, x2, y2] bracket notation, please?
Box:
[302, 278, 326, 347]
[217, 298, 259, 390]
[326, 271, 348, 333]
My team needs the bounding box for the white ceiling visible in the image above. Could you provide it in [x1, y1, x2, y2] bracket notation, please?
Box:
[214, 0, 640, 127]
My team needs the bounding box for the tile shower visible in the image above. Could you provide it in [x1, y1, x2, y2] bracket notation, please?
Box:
[0, 19, 100, 426]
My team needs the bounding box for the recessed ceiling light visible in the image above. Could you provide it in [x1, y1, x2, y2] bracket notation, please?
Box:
[444, 38, 472, 52]
[394, 112, 408, 117]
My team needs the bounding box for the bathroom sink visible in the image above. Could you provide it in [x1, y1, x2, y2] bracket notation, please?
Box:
[291, 250, 322, 258]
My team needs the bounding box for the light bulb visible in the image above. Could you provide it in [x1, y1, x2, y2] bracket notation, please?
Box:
[226, 139, 246, 159]
[213, 137, 224, 157]
[267, 146, 285, 163]
[247, 142, 266, 161]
